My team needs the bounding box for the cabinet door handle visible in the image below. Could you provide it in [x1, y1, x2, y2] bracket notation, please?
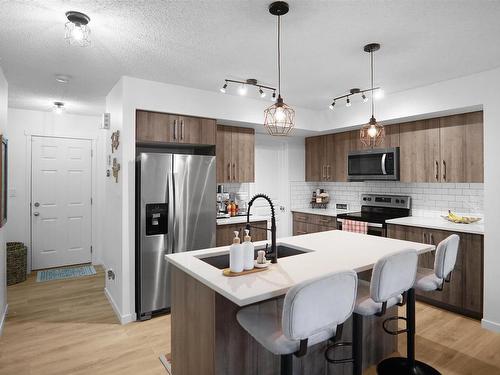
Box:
[442, 160, 447, 181]
[327, 165, 330, 180]
[233, 163, 236, 181]
[181, 120, 185, 140]
[435, 160, 439, 181]
[228, 163, 231, 180]
[422, 232, 427, 244]
[430, 232, 434, 244]
[173, 119, 177, 140]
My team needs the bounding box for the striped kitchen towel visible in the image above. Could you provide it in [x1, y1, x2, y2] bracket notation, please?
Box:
[342, 219, 368, 234]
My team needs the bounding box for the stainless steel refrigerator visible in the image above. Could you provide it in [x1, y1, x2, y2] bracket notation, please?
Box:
[136, 152, 216, 320]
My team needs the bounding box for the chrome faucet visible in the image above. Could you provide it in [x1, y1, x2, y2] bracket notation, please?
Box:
[245, 194, 278, 264]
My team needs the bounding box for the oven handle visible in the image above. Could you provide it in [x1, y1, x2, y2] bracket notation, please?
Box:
[336, 218, 384, 228]
[381, 153, 387, 175]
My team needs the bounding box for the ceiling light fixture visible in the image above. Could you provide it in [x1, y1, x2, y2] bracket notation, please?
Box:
[360, 43, 385, 148]
[65, 11, 91, 47]
[219, 78, 275, 98]
[264, 1, 295, 136]
[53, 101, 65, 114]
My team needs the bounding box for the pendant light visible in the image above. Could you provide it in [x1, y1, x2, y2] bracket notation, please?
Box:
[263, 2, 295, 136]
[65, 11, 91, 47]
[360, 43, 385, 148]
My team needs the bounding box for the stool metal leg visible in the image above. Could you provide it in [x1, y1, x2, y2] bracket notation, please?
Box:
[353, 313, 363, 375]
[281, 354, 293, 375]
[377, 288, 441, 375]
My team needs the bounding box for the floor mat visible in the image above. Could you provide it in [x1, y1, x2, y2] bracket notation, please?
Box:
[36, 265, 96, 282]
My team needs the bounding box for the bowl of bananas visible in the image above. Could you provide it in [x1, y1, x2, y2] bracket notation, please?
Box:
[442, 210, 482, 224]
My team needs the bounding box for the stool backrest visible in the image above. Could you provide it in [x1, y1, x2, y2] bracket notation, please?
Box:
[282, 270, 357, 341]
[434, 234, 460, 279]
[370, 249, 418, 303]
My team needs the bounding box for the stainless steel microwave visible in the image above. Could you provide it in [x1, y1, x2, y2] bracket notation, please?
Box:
[347, 147, 400, 181]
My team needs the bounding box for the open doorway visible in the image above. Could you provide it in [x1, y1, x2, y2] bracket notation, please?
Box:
[30, 136, 93, 270]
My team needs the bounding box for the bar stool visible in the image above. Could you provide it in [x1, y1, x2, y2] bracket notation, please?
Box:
[377, 235, 459, 375]
[237, 270, 358, 375]
[352, 249, 419, 375]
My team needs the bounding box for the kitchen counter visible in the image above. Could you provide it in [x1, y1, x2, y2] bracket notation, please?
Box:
[291, 207, 353, 216]
[216, 215, 269, 226]
[167, 230, 435, 375]
[166, 230, 434, 307]
[386, 215, 484, 235]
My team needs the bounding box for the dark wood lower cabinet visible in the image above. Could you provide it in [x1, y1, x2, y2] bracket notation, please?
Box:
[216, 221, 267, 247]
[292, 212, 337, 235]
[387, 224, 483, 319]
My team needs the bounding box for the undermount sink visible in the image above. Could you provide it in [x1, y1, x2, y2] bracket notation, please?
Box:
[199, 245, 306, 270]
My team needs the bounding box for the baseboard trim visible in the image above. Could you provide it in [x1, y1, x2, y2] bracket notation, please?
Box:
[482, 318, 500, 333]
[104, 287, 135, 325]
[0, 304, 9, 336]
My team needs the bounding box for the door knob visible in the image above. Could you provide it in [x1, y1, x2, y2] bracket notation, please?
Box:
[33, 212, 40, 216]
[34, 202, 40, 207]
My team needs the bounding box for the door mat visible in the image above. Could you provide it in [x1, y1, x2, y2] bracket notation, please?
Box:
[36, 265, 96, 282]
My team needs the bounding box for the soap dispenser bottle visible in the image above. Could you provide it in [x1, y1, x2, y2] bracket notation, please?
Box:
[229, 231, 243, 273]
[242, 229, 255, 270]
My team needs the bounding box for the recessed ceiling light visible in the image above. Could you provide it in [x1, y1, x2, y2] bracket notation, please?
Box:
[55, 75, 70, 84]
[65, 11, 91, 47]
[53, 101, 65, 114]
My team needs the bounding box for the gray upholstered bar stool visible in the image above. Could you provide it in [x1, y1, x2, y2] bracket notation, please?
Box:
[352, 249, 419, 375]
[415, 234, 460, 293]
[377, 234, 460, 375]
[237, 270, 358, 375]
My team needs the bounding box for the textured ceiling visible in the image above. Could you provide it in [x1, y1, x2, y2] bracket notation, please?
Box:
[1, 0, 500, 115]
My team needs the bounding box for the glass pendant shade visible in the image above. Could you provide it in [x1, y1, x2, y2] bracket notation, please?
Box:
[360, 116, 385, 148]
[65, 12, 91, 47]
[264, 96, 295, 136]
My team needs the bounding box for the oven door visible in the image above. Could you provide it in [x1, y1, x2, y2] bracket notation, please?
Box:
[336, 219, 386, 237]
[347, 147, 399, 181]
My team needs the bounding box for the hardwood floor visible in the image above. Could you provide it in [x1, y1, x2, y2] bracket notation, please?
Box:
[0, 266, 170, 375]
[1, 267, 500, 375]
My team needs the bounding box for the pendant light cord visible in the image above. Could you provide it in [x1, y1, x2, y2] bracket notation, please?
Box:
[370, 50, 374, 118]
[277, 15, 281, 97]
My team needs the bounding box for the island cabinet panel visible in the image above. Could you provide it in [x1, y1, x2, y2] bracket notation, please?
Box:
[136, 110, 216, 145]
[216, 125, 255, 183]
[216, 221, 267, 247]
[387, 224, 483, 318]
[292, 212, 337, 236]
[171, 265, 397, 375]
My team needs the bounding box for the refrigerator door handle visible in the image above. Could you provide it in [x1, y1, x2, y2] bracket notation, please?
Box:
[168, 165, 175, 254]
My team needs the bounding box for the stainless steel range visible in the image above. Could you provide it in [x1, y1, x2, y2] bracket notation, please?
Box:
[336, 194, 411, 236]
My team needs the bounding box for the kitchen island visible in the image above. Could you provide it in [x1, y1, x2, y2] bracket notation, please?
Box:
[166, 230, 435, 375]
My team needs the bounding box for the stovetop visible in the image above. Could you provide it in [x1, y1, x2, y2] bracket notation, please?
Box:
[337, 194, 411, 225]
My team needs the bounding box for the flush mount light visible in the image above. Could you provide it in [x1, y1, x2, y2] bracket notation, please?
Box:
[65, 11, 91, 47]
[263, 1, 295, 136]
[53, 101, 65, 114]
[359, 43, 385, 148]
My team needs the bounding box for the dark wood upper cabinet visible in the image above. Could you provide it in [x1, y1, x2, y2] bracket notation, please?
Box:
[216, 125, 255, 183]
[136, 110, 216, 146]
[305, 136, 325, 182]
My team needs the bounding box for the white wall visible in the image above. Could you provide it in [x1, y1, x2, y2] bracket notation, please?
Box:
[6, 108, 106, 270]
[0, 67, 8, 334]
[322, 67, 500, 332]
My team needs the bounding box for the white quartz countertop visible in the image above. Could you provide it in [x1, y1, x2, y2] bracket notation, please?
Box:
[216, 215, 269, 226]
[386, 216, 484, 235]
[166, 230, 434, 307]
[291, 208, 353, 217]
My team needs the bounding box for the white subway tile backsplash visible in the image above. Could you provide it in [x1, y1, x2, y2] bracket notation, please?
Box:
[290, 181, 483, 216]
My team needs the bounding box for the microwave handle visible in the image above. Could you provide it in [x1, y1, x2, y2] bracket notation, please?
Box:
[381, 153, 387, 175]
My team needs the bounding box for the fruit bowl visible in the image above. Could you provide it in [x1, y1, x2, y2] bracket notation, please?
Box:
[442, 211, 482, 224]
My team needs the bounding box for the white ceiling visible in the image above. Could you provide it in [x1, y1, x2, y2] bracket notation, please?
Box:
[1, 0, 500, 115]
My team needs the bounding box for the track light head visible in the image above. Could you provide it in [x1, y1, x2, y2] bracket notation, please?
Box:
[220, 82, 228, 93]
[346, 97, 351, 107]
[362, 93, 368, 102]
[259, 88, 266, 98]
[329, 101, 335, 110]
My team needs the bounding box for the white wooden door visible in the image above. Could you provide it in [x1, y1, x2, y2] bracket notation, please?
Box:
[31, 136, 92, 270]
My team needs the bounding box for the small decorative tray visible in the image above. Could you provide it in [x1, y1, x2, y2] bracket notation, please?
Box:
[310, 198, 329, 209]
[222, 266, 268, 277]
[441, 215, 482, 224]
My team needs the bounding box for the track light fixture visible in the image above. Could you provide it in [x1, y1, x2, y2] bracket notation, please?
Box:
[53, 101, 65, 114]
[218, 78, 275, 99]
[328, 87, 380, 111]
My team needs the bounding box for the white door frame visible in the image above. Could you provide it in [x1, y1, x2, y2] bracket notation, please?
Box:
[26, 133, 97, 272]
